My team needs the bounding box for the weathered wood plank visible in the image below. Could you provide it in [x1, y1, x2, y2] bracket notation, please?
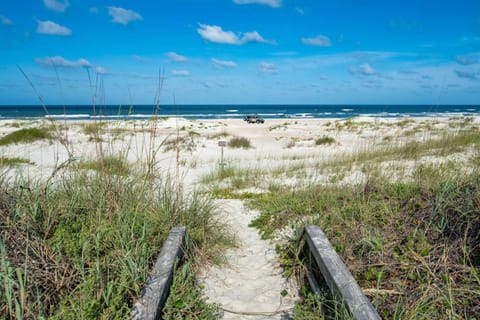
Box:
[303, 225, 381, 320]
[131, 226, 186, 320]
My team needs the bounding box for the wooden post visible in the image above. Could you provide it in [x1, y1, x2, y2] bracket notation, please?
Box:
[218, 140, 226, 169]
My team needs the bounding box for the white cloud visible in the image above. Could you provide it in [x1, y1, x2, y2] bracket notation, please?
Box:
[212, 58, 238, 68]
[301, 35, 331, 47]
[89, 7, 99, 14]
[233, 0, 282, 8]
[242, 31, 266, 43]
[43, 0, 70, 13]
[259, 62, 278, 74]
[0, 15, 13, 25]
[107, 7, 143, 25]
[35, 56, 92, 68]
[172, 70, 190, 76]
[36, 20, 72, 36]
[197, 24, 240, 44]
[167, 52, 188, 62]
[197, 24, 272, 45]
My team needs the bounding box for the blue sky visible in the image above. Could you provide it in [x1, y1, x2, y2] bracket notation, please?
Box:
[1, 0, 479, 105]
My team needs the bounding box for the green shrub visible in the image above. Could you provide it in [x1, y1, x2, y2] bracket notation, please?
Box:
[315, 136, 335, 145]
[228, 136, 252, 149]
[0, 127, 52, 145]
[0, 170, 231, 319]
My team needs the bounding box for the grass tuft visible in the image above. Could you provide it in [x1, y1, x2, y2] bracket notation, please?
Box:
[228, 136, 252, 149]
[0, 157, 32, 167]
[76, 156, 130, 176]
[315, 136, 335, 146]
[0, 128, 52, 146]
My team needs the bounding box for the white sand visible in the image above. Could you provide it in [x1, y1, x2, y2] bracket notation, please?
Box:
[1, 115, 478, 317]
[198, 200, 297, 319]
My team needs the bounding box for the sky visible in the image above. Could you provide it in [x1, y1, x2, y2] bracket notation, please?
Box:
[0, 0, 479, 105]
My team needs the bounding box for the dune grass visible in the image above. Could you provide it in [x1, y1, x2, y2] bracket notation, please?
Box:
[198, 126, 480, 319]
[246, 163, 480, 319]
[0, 127, 52, 146]
[315, 136, 335, 146]
[0, 157, 32, 167]
[76, 155, 131, 176]
[0, 168, 231, 319]
[228, 136, 252, 149]
[0, 116, 232, 319]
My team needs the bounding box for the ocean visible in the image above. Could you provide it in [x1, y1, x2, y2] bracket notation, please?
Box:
[0, 104, 478, 120]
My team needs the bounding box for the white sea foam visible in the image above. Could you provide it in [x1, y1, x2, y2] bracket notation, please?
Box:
[44, 114, 90, 119]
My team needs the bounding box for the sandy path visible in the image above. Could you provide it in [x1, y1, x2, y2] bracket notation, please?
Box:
[198, 199, 297, 319]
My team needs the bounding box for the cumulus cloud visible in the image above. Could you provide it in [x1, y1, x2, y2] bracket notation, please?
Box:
[198, 24, 240, 44]
[197, 24, 272, 45]
[455, 70, 478, 80]
[44, 0, 69, 12]
[36, 20, 72, 36]
[171, 70, 190, 76]
[35, 56, 92, 68]
[301, 35, 331, 47]
[242, 31, 267, 43]
[259, 62, 277, 74]
[167, 52, 188, 62]
[454, 55, 478, 65]
[211, 58, 237, 68]
[350, 63, 377, 76]
[108, 7, 143, 25]
[233, 0, 282, 8]
[0, 15, 13, 25]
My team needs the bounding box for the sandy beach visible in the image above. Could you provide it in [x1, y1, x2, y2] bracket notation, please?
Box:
[1, 116, 477, 185]
[1, 115, 479, 318]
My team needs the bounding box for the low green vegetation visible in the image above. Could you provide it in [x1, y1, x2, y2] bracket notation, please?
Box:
[228, 136, 252, 149]
[81, 122, 107, 141]
[315, 136, 335, 146]
[0, 164, 231, 319]
[163, 135, 197, 152]
[163, 262, 221, 319]
[0, 157, 31, 167]
[0, 127, 52, 146]
[247, 164, 480, 319]
[208, 131, 230, 139]
[76, 155, 130, 176]
[199, 127, 480, 319]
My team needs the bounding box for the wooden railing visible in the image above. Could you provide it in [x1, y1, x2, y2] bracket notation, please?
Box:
[131, 226, 186, 320]
[302, 225, 381, 320]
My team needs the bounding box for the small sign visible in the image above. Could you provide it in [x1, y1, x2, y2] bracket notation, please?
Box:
[218, 140, 226, 147]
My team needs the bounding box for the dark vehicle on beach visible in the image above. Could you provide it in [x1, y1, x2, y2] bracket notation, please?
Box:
[244, 114, 265, 124]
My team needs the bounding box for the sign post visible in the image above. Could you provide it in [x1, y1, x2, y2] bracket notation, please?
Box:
[218, 140, 226, 169]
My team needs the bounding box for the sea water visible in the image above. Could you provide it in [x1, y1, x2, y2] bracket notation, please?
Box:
[0, 104, 478, 120]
